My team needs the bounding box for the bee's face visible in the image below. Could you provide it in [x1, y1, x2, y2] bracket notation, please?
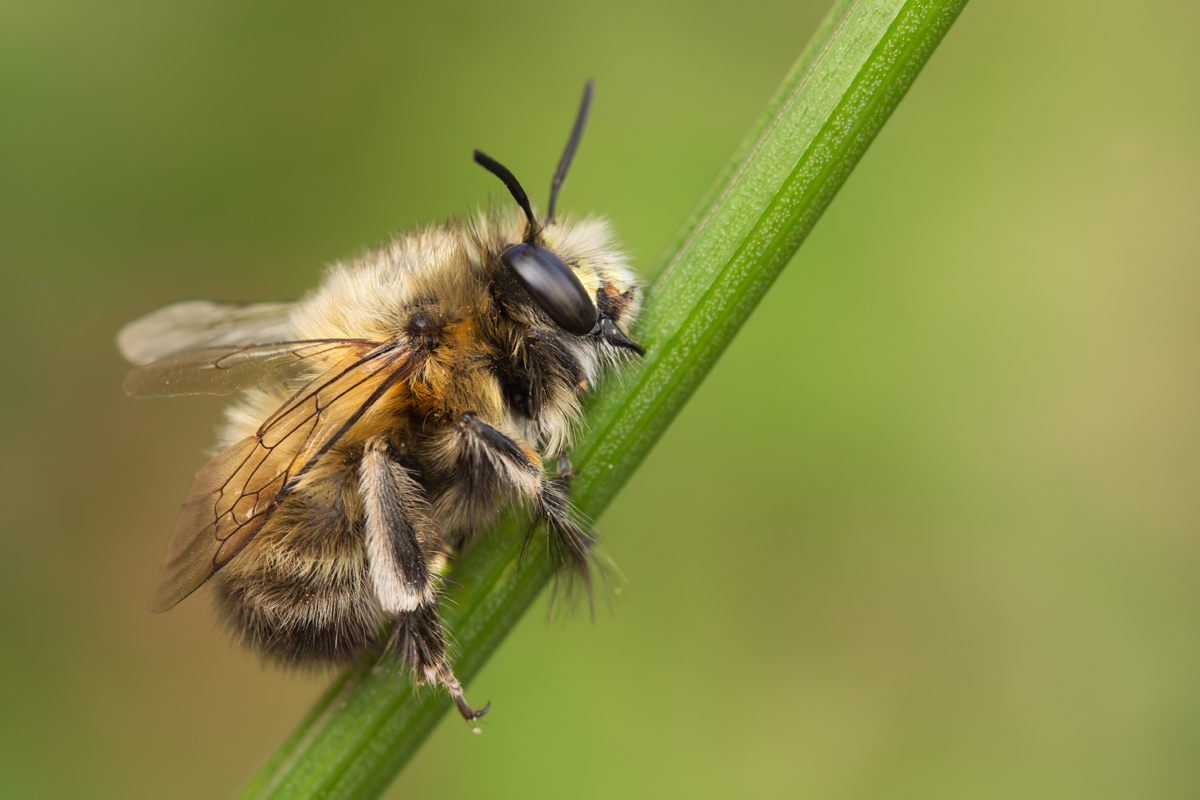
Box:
[472, 144, 643, 358]
[501, 242, 598, 336]
[483, 213, 644, 362]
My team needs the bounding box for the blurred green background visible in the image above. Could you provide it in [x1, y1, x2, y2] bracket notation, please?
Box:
[2, 0, 1199, 797]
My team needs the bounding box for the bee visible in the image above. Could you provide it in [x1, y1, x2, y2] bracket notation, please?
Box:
[117, 81, 642, 721]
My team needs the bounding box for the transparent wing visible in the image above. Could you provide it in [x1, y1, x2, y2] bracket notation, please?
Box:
[123, 339, 375, 398]
[117, 299, 296, 365]
[149, 342, 423, 612]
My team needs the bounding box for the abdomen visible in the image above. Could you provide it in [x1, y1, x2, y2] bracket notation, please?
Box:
[212, 466, 384, 665]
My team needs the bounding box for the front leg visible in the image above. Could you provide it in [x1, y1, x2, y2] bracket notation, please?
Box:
[359, 436, 487, 721]
[555, 450, 580, 484]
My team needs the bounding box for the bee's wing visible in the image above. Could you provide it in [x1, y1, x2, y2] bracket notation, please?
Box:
[123, 339, 377, 398]
[117, 300, 296, 366]
[149, 342, 423, 612]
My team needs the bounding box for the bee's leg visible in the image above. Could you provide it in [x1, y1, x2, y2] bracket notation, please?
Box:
[450, 414, 593, 574]
[360, 436, 488, 722]
[391, 606, 489, 722]
[555, 451, 580, 483]
[533, 469, 594, 574]
[360, 438, 435, 613]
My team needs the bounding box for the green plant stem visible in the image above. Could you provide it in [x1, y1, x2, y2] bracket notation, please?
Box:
[239, 0, 969, 796]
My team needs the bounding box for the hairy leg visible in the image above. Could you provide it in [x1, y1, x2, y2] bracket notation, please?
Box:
[444, 414, 594, 574]
[360, 435, 486, 721]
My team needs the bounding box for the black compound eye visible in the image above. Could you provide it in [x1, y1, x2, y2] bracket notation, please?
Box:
[501, 243, 598, 336]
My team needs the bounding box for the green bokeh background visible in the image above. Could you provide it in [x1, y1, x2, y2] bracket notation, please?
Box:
[3, 1, 1198, 797]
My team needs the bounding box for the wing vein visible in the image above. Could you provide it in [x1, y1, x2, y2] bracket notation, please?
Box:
[148, 341, 426, 612]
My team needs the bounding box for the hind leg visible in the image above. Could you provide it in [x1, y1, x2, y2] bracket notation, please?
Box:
[359, 435, 487, 721]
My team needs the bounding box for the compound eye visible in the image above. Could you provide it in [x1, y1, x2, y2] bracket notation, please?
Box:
[501, 243, 598, 336]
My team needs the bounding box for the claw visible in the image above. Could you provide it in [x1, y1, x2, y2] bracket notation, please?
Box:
[454, 693, 490, 722]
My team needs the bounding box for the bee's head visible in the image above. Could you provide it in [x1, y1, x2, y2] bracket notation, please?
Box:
[472, 79, 602, 339]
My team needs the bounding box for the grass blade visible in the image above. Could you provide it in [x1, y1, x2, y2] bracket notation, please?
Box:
[239, 0, 969, 796]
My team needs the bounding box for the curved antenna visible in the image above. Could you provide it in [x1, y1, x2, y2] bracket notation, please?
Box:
[473, 150, 537, 233]
[547, 79, 594, 224]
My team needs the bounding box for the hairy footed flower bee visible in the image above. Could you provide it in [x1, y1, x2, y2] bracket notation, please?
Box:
[118, 81, 642, 721]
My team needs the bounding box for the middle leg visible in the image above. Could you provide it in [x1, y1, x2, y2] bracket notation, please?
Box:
[434, 413, 595, 574]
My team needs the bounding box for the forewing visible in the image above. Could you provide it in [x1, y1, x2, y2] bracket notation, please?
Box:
[123, 339, 374, 398]
[118, 300, 296, 365]
[149, 343, 421, 612]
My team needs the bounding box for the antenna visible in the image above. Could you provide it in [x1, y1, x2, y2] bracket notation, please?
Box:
[473, 150, 537, 232]
[547, 79, 594, 224]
